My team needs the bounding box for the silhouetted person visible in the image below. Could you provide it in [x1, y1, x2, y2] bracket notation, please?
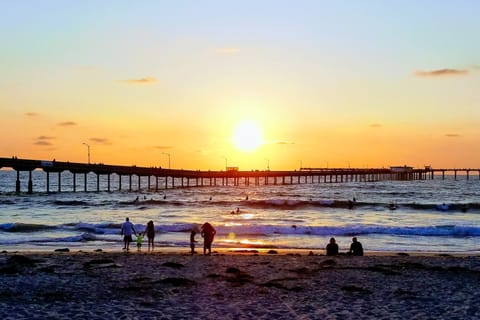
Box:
[121, 217, 137, 251]
[348, 200, 354, 209]
[201, 222, 216, 255]
[136, 232, 144, 251]
[349, 237, 364, 256]
[145, 220, 155, 251]
[326, 237, 339, 256]
[190, 227, 198, 255]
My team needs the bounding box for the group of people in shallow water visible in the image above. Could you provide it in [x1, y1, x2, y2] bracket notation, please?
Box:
[120, 218, 155, 251]
[326, 236, 364, 256]
[120, 217, 216, 255]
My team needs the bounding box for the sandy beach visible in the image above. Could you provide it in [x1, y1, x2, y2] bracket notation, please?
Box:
[0, 249, 479, 320]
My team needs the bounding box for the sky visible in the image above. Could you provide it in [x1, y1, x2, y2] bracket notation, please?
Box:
[1, 1, 479, 170]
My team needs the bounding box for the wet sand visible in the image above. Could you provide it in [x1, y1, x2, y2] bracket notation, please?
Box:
[1, 249, 479, 319]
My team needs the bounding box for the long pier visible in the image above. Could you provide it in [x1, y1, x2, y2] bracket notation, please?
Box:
[0, 157, 479, 194]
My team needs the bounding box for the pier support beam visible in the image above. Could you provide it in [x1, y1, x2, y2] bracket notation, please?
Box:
[28, 171, 33, 194]
[16, 171, 20, 193]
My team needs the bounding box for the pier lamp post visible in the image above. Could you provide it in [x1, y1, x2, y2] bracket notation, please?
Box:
[162, 152, 171, 169]
[82, 143, 91, 165]
[265, 158, 270, 171]
[222, 156, 228, 171]
[298, 160, 302, 170]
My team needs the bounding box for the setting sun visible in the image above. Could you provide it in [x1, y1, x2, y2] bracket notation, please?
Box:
[232, 120, 264, 152]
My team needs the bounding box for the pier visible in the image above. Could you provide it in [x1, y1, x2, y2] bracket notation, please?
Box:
[0, 157, 478, 194]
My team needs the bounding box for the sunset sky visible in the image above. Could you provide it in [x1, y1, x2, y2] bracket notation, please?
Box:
[1, 1, 479, 170]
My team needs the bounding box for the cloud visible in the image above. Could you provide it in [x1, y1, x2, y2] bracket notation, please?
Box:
[120, 77, 157, 84]
[34, 141, 53, 146]
[34, 136, 55, 146]
[58, 121, 77, 127]
[370, 123, 382, 128]
[274, 140, 295, 145]
[445, 133, 461, 138]
[415, 68, 468, 77]
[37, 136, 55, 140]
[214, 47, 240, 56]
[89, 137, 111, 145]
[25, 112, 39, 117]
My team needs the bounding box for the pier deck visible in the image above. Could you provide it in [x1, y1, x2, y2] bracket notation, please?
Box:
[0, 157, 478, 193]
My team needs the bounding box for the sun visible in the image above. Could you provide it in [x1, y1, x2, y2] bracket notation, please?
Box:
[232, 120, 264, 152]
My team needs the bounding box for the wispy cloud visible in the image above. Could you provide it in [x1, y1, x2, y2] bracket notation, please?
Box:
[25, 112, 39, 117]
[58, 121, 77, 127]
[415, 68, 468, 77]
[154, 146, 173, 150]
[370, 123, 382, 128]
[34, 141, 53, 146]
[274, 140, 295, 145]
[214, 47, 240, 56]
[120, 77, 157, 84]
[37, 136, 55, 140]
[89, 137, 111, 145]
[34, 136, 55, 146]
[445, 133, 461, 138]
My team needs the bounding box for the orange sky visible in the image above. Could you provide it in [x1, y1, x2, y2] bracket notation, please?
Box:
[1, 2, 479, 170]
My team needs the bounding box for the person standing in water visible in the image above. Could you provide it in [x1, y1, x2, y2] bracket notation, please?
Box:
[120, 217, 137, 251]
[145, 220, 155, 251]
[200, 222, 216, 255]
[190, 227, 198, 255]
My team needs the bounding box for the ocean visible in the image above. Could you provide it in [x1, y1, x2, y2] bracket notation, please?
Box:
[0, 169, 479, 254]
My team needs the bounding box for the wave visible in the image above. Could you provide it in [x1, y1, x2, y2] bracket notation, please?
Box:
[210, 224, 480, 237]
[238, 199, 480, 212]
[6, 195, 475, 213]
[0, 223, 57, 232]
[53, 200, 89, 206]
[2, 221, 480, 238]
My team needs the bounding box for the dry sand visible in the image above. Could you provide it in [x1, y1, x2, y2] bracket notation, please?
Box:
[0, 249, 479, 319]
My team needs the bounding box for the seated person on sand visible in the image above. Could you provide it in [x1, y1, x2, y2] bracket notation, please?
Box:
[201, 222, 216, 255]
[348, 237, 364, 256]
[326, 237, 339, 256]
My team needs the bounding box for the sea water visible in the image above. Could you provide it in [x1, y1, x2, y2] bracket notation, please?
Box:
[0, 169, 479, 253]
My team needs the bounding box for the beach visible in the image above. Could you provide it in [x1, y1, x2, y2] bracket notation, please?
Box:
[1, 249, 479, 320]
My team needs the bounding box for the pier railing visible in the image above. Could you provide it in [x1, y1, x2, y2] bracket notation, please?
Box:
[0, 157, 478, 193]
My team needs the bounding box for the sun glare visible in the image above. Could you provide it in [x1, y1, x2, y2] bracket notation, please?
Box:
[232, 120, 263, 152]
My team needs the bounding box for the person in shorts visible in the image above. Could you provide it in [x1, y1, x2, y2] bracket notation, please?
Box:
[121, 217, 137, 251]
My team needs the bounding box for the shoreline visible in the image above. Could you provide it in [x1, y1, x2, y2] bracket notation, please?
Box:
[2, 245, 479, 257]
